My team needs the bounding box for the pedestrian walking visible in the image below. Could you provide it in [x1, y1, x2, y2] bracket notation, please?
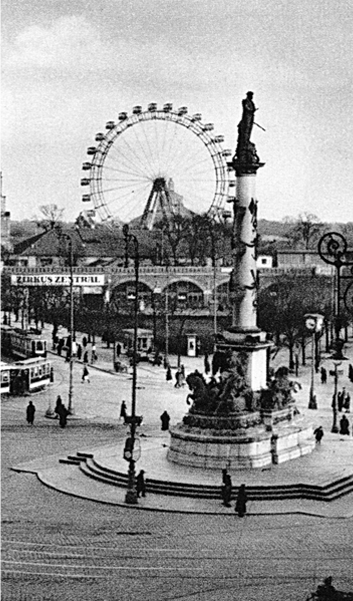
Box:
[204, 353, 211, 375]
[235, 483, 247, 517]
[26, 400, 36, 425]
[344, 393, 351, 412]
[136, 470, 146, 498]
[339, 414, 350, 436]
[160, 410, 170, 431]
[313, 425, 324, 444]
[221, 472, 232, 507]
[174, 370, 181, 388]
[82, 365, 90, 383]
[116, 343, 121, 358]
[320, 367, 327, 384]
[82, 336, 88, 348]
[58, 403, 69, 429]
[83, 350, 89, 364]
[120, 401, 127, 422]
[166, 366, 172, 381]
[76, 344, 82, 361]
[54, 395, 63, 419]
[91, 344, 97, 364]
[57, 338, 64, 357]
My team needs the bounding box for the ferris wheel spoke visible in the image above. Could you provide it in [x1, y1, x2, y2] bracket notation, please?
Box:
[129, 123, 161, 180]
[105, 140, 153, 180]
[139, 120, 163, 177]
[163, 120, 184, 176]
[113, 127, 158, 179]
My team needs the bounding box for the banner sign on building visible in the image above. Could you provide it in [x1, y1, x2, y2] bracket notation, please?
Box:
[11, 274, 105, 287]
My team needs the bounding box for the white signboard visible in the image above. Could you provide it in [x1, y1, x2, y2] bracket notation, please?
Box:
[11, 274, 105, 287]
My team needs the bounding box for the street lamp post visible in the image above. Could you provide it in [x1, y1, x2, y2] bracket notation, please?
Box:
[123, 224, 140, 505]
[62, 234, 76, 414]
[331, 361, 341, 433]
[318, 232, 353, 357]
[305, 313, 324, 410]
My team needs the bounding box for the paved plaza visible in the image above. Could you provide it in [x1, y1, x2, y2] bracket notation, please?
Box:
[2, 318, 353, 600]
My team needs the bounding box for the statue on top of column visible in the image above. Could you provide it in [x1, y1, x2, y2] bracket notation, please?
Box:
[235, 91, 260, 167]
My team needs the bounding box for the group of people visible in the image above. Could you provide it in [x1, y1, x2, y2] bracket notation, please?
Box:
[54, 328, 98, 365]
[221, 469, 248, 517]
[26, 395, 70, 428]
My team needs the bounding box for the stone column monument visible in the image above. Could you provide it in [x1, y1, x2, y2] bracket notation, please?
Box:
[168, 93, 315, 469]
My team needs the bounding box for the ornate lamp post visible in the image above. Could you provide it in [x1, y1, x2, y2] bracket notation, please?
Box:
[304, 313, 324, 409]
[317, 232, 353, 432]
[318, 232, 353, 357]
[123, 224, 142, 505]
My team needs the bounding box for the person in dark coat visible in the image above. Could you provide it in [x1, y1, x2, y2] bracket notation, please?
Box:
[339, 414, 350, 436]
[136, 470, 146, 498]
[57, 338, 64, 356]
[58, 403, 69, 428]
[76, 344, 82, 361]
[174, 370, 182, 388]
[120, 401, 127, 422]
[235, 484, 247, 517]
[82, 336, 88, 348]
[313, 426, 324, 444]
[320, 367, 327, 384]
[337, 391, 344, 412]
[54, 395, 62, 418]
[166, 366, 172, 381]
[221, 470, 232, 507]
[204, 353, 211, 375]
[160, 410, 170, 431]
[26, 401, 36, 425]
[83, 350, 89, 364]
[116, 343, 121, 358]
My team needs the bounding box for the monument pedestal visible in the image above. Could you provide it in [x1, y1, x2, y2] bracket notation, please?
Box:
[167, 409, 315, 470]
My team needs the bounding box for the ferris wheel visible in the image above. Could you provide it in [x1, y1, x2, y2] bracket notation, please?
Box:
[81, 103, 233, 228]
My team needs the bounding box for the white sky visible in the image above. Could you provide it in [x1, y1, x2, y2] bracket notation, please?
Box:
[2, 0, 353, 223]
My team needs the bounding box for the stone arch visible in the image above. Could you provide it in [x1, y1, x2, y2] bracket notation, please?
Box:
[213, 281, 231, 312]
[111, 280, 154, 312]
[161, 280, 205, 311]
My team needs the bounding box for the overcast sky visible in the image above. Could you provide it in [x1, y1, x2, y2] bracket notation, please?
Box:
[2, 0, 353, 224]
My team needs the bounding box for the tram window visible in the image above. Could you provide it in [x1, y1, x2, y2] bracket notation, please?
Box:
[37, 341, 43, 351]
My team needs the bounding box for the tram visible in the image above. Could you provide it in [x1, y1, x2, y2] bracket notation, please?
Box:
[8, 357, 52, 395]
[0, 362, 11, 394]
[1, 325, 47, 360]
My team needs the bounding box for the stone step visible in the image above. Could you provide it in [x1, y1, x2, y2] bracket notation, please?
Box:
[67, 454, 353, 502]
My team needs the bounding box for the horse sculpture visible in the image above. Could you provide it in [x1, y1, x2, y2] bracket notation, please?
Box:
[186, 372, 219, 414]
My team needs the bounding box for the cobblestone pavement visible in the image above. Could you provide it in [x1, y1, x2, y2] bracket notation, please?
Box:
[2, 320, 353, 600]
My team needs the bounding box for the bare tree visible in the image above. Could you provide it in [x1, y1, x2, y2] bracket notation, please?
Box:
[284, 213, 323, 249]
[34, 204, 65, 231]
